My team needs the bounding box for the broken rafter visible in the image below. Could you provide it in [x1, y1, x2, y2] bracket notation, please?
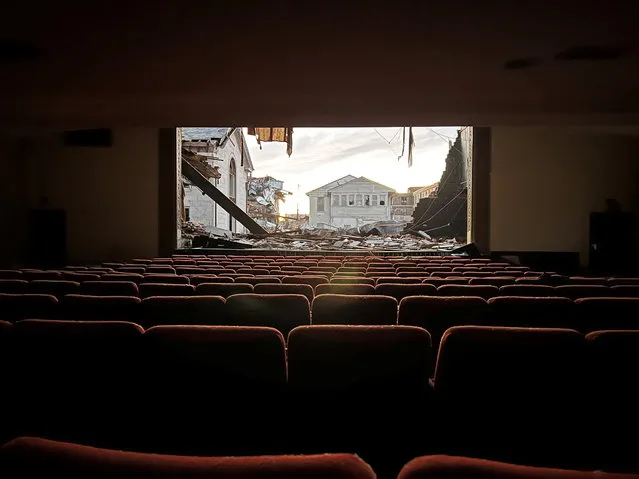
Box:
[182, 156, 268, 236]
[182, 149, 221, 180]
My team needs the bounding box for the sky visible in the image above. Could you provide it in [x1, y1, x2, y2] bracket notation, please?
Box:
[246, 127, 460, 215]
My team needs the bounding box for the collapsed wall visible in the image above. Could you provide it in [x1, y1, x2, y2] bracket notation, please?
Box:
[407, 132, 467, 240]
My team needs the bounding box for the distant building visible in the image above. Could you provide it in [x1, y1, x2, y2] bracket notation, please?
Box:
[247, 176, 288, 231]
[306, 175, 395, 229]
[390, 192, 416, 222]
[412, 182, 439, 202]
[181, 128, 254, 233]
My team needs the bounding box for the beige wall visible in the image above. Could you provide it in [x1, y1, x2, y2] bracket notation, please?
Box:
[490, 127, 639, 266]
[21, 128, 160, 264]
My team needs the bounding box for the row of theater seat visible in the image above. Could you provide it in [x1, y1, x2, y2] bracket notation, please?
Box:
[2, 278, 639, 299]
[1, 292, 638, 334]
[2, 437, 636, 479]
[0, 269, 541, 281]
[0, 322, 637, 473]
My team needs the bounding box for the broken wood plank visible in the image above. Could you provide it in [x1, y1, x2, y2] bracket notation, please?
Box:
[182, 157, 268, 235]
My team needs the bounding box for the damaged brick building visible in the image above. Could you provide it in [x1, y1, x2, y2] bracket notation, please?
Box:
[181, 128, 254, 234]
[407, 130, 468, 239]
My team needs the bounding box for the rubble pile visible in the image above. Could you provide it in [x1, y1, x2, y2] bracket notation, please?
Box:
[181, 221, 209, 239]
[182, 220, 461, 252]
[235, 226, 461, 251]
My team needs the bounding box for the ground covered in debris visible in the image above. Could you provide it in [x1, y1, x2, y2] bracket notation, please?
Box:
[182, 221, 463, 252]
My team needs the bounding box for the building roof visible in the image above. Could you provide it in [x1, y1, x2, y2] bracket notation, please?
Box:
[306, 175, 358, 195]
[307, 175, 395, 195]
[182, 127, 231, 141]
[330, 176, 395, 193]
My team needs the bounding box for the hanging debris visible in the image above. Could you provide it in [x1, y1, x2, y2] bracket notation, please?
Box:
[247, 127, 294, 156]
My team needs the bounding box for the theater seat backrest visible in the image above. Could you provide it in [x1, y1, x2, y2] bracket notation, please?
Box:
[555, 285, 611, 300]
[330, 277, 375, 285]
[195, 282, 253, 297]
[253, 283, 314, 302]
[139, 326, 288, 454]
[140, 295, 227, 328]
[9, 320, 143, 444]
[315, 284, 375, 296]
[575, 298, 639, 332]
[610, 285, 639, 298]
[142, 325, 286, 395]
[101, 273, 143, 284]
[499, 284, 558, 297]
[236, 276, 282, 286]
[487, 296, 575, 329]
[139, 283, 195, 298]
[376, 277, 423, 285]
[0, 294, 59, 322]
[189, 275, 234, 285]
[225, 294, 311, 336]
[374, 283, 437, 301]
[78, 281, 139, 297]
[0, 270, 23, 280]
[586, 330, 639, 398]
[288, 325, 431, 402]
[61, 295, 141, 322]
[398, 455, 635, 479]
[282, 275, 328, 288]
[29, 280, 80, 298]
[312, 294, 398, 325]
[0, 437, 376, 479]
[437, 285, 499, 299]
[141, 274, 188, 285]
[0, 280, 29, 294]
[398, 296, 487, 346]
[434, 326, 584, 403]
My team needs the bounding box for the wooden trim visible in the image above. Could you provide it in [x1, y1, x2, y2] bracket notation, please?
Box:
[158, 128, 178, 255]
[471, 127, 491, 252]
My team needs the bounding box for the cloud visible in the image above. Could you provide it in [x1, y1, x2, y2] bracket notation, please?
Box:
[246, 127, 461, 214]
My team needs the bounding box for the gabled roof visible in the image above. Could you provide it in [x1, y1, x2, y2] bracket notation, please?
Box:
[355, 176, 395, 192]
[306, 175, 357, 195]
[327, 176, 395, 194]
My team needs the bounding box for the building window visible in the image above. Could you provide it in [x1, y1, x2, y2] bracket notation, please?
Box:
[364, 194, 370, 206]
[185, 207, 190, 222]
[229, 158, 237, 201]
[332, 194, 340, 206]
[341, 194, 347, 206]
[401, 196, 408, 205]
[372, 195, 378, 206]
[348, 194, 355, 206]
[356, 194, 363, 207]
[379, 195, 386, 206]
[317, 197, 325, 212]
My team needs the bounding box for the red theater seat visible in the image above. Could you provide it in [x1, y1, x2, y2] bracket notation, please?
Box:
[0, 437, 376, 479]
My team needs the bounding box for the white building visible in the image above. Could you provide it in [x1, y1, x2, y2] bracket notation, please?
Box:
[182, 127, 254, 233]
[306, 175, 395, 229]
